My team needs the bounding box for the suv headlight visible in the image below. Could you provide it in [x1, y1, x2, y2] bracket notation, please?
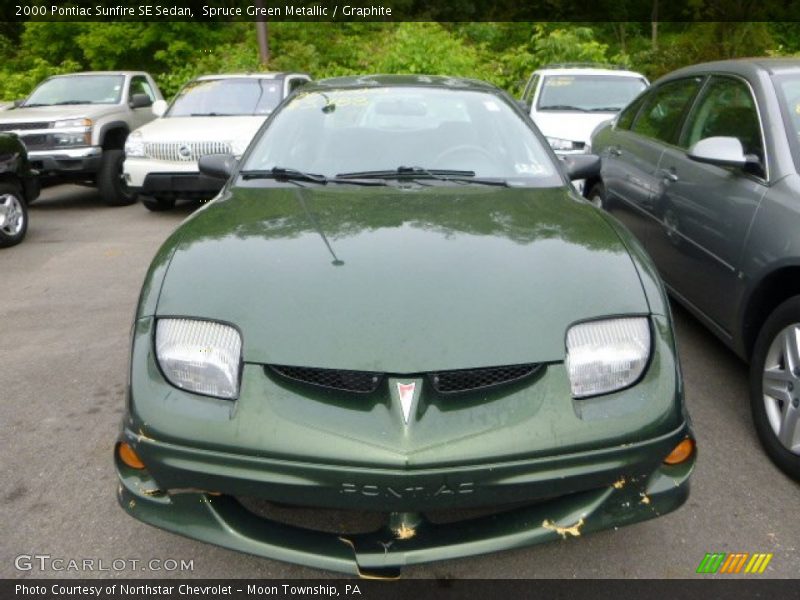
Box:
[155, 318, 242, 400]
[125, 131, 145, 158]
[566, 317, 650, 398]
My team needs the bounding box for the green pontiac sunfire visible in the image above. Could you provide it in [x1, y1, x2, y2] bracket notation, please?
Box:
[116, 75, 695, 577]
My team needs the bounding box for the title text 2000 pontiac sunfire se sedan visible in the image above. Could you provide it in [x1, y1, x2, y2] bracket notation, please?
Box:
[115, 75, 696, 577]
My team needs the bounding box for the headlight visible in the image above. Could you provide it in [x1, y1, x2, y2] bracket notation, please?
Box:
[155, 318, 242, 399]
[546, 136, 578, 151]
[50, 118, 91, 147]
[566, 317, 650, 398]
[53, 117, 92, 129]
[125, 131, 145, 158]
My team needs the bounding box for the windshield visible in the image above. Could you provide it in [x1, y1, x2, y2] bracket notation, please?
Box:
[24, 75, 124, 106]
[242, 86, 561, 185]
[168, 78, 283, 117]
[772, 73, 800, 173]
[537, 75, 647, 112]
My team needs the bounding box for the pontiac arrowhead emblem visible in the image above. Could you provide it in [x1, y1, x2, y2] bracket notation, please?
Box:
[397, 382, 417, 424]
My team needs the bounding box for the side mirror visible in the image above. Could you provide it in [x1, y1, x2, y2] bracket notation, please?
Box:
[198, 153, 238, 180]
[561, 153, 601, 181]
[687, 136, 753, 168]
[151, 99, 168, 117]
[12, 99, 24, 108]
[130, 93, 153, 109]
[516, 99, 531, 112]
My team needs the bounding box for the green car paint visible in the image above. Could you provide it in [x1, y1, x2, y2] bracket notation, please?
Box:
[117, 75, 694, 577]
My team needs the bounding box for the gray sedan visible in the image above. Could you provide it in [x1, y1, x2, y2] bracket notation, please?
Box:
[588, 58, 800, 480]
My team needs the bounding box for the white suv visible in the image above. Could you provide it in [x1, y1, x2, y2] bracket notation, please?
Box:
[124, 72, 310, 211]
[521, 64, 648, 154]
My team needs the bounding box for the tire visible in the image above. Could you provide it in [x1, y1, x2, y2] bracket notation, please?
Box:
[97, 149, 136, 206]
[0, 183, 28, 248]
[750, 295, 800, 480]
[586, 182, 606, 210]
[141, 195, 176, 212]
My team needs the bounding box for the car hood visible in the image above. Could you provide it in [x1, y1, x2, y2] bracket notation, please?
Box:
[0, 104, 121, 124]
[134, 115, 266, 142]
[154, 184, 649, 372]
[532, 111, 616, 146]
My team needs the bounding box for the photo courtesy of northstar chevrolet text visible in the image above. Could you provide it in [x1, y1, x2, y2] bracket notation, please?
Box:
[1, 1, 799, 590]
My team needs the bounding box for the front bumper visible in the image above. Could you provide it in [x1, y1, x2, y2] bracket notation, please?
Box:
[117, 313, 693, 575]
[124, 158, 223, 199]
[117, 424, 693, 577]
[27, 146, 103, 176]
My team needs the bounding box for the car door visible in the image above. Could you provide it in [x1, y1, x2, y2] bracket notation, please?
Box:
[601, 77, 704, 247]
[652, 75, 768, 334]
[128, 75, 157, 130]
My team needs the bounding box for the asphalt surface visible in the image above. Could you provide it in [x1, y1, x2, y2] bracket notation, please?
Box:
[1, 184, 798, 579]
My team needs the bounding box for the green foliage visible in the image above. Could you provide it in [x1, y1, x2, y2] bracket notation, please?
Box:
[530, 24, 610, 66]
[0, 21, 793, 102]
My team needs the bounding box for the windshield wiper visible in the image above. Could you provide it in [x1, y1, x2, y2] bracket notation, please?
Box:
[52, 100, 93, 105]
[338, 167, 475, 180]
[190, 112, 231, 116]
[539, 104, 590, 112]
[239, 167, 388, 186]
[587, 106, 622, 112]
[337, 167, 509, 187]
[241, 167, 328, 183]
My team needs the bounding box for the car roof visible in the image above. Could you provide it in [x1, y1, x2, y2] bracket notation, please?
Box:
[310, 74, 500, 92]
[195, 72, 308, 81]
[533, 67, 646, 78]
[661, 57, 800, 82]
[50, 71, 149, 77]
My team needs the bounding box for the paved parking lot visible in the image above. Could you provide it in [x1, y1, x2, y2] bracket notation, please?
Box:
[1, 185, 798, 579]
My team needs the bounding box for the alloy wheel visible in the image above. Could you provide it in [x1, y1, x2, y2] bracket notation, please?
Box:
[762, 324, 800, 454]
[0, 193, 24, 235]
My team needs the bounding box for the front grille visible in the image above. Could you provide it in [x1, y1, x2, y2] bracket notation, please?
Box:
[267, 363, 541, 394]
[430, 364, 541, 394]
[0, 122, 48, 132]
[143, 141, 232, 162]
[269, 365, 383, 394]
[236, 497, 386, 535]
[18, 134, 48, 150]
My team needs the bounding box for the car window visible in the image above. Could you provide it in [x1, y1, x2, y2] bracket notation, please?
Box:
[129, 76, 155, 102]
[243, 86, 562, 185]
[288, 78, 307, 94]
[616, 93, 647, 130]
[682, 76, 764, 165]
[537, 75, 647, 112]
[631, 77, 703, 144]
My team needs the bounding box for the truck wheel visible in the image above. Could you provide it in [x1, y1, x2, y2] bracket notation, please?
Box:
[750, 295, 800, 480]
[141, 195, 176, 212]
[98, 149, 135, 206]
[0, 183, 28, 247]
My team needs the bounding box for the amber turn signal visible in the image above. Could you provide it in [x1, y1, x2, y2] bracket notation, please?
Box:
[664, 438, 695, 465]
[118, 442, 146, 470]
